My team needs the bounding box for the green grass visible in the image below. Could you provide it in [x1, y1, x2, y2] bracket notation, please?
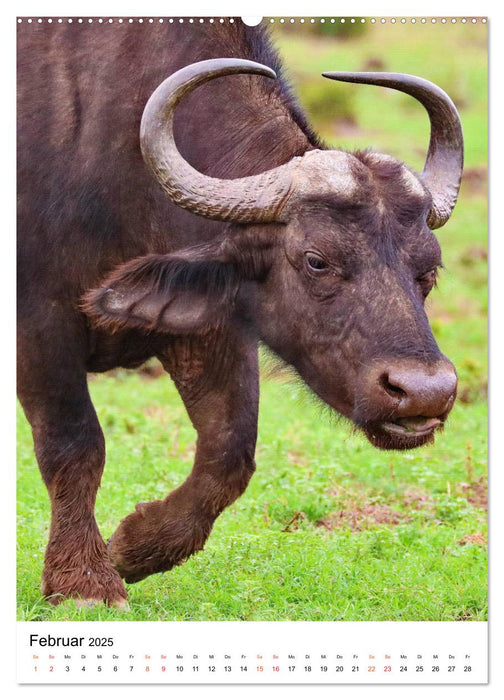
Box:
[17, 374, 487, 622]
[17, 21, 487, 621]
[273, 21, 487, 170]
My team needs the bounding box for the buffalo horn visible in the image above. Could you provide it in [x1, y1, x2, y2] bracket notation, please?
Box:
[323, 71, 464, 229]
[140, 58, 299, 223]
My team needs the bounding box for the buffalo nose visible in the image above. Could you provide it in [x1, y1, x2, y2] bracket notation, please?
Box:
[379, 360, 457, 417]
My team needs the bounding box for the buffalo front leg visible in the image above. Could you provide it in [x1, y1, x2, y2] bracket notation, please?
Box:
[108, 335, 259, 583]
[18, 328, 127, 607]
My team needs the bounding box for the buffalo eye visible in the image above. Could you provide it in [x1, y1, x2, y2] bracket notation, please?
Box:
[305, 252, 328, 272]
[418, 268, 438, 298]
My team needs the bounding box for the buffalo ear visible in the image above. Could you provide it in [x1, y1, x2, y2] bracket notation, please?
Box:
[83, 254, 238, 334]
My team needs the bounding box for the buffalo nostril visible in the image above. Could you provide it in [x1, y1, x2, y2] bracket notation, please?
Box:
[383, 363, 457, 417]
[379, 372, 407, 400]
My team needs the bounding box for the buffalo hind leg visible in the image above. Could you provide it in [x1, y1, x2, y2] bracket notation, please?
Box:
[17, 329, 127, 607]
[108, 334, 259, 583]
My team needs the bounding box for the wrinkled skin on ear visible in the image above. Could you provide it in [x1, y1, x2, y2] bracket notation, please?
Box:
[83, 227, 276, 334]
[83, 254, 238, 334]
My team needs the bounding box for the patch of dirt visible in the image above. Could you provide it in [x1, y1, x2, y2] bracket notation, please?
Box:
[455, 611, 475, 621]
[287, 450, 309, 467]
[459, 245, 488, 267]
[458, 533, 487, 546]
[316, 476, 487, 535]
[460, 476, 488, 510]
[317, 502, 405, 532]
[332, 122, 362, 138]
[362, 57, 386, 71]
[402, 488, 434, 511]
[138, 362, 165, 379]
[143, 405, 171, 430]
[460, 167, 487, 195]
[457, 382, 488, 404]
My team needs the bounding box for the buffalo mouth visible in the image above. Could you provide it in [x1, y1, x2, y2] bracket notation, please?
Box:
[362, 416, 443, 450]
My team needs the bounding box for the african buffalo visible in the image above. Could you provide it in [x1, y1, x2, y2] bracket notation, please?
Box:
[17, 19, 462, 607]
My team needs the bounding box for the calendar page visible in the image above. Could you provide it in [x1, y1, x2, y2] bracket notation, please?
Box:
[16, 10, 488, 688]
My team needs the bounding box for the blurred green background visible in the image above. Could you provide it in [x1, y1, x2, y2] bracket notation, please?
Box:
[17, 18, 487, 621]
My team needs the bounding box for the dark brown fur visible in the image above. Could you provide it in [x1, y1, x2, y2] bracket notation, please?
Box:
[17, 20, 457, 604]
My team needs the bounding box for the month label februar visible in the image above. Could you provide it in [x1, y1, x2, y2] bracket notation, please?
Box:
[18, 621, 488, 684]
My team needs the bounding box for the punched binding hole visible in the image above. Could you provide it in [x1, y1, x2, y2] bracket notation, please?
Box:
[241, 16, 263, 26]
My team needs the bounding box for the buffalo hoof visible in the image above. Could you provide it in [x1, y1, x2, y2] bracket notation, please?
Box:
[72, 596, 130, 611]
[108, 499, 211, 583]
[42, 559, 128, 608]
